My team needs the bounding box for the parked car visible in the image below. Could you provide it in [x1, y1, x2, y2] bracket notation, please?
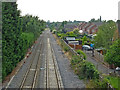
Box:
[82, 45, 93, 51]
[116, 67, 120, 71]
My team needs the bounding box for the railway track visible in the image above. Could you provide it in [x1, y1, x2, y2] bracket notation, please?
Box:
[20, 35, 44, 89]
[44, 36, 64, 89]
[4, 30, 64, 89]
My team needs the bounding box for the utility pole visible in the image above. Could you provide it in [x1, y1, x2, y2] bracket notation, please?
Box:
[118, 1, 120, 38]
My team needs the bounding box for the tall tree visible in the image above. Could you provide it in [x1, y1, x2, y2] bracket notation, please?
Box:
[104, 39, 120, 67]
[2, 2, 22, 79]
[94, 20, 117, 50]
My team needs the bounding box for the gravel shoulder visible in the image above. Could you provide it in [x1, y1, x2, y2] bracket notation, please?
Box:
[49, 32, 85, 88]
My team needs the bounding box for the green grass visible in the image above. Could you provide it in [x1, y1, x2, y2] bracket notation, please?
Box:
[105, 76, 120, 89]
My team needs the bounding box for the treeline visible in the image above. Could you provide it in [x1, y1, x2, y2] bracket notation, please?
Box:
[94, 20, 120, 67]
[2, 2, 46, 80]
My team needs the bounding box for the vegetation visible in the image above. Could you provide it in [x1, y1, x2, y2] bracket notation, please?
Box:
[2, 2, 46, 80]
[76, 50, 86, 60]
[86, 78, 108, 88]
[104, 75, 120, 89]
[104, 39, 120, 67]
[82, 36, 87, 45]
[94, 20, 117, 50]
[75, 60, 99, 79]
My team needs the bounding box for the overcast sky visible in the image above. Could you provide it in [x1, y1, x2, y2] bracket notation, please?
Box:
[17, 0, 120, 22]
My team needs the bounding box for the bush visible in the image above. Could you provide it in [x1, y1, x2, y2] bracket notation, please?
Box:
[77, 60, 99, 79]
[71, 55, 82, 66]
[57, 34, 61, 37]
[87, 79, 108, 88]
[76, 50, 86, 60]
[64, 46, 70, 52]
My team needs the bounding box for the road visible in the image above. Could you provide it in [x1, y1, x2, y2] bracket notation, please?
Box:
[3, 30, 85, 89]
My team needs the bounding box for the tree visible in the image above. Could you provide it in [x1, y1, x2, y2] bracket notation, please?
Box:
[94, 20, 117, 50]
[2, 2, 46, 80]
[61, 21, 67, 32]
[73, 28, 80, 37]
[2, 2, 22, 79]
[82, 36, 87, 45]
[104, 39, 120, 67]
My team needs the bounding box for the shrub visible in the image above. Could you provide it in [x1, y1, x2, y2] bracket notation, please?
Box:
[86, 79, 108, 88]
[77, 60, 99, 79]
[76, 50, 86, 60]
[71, 55, 82, 66]
[64, 46, 70, 52]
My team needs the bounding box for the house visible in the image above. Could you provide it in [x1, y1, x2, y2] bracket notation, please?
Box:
[78, 22, 103, 35]
[64, 24, 78, 32]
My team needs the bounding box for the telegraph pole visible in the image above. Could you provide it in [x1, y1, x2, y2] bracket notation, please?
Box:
[118, 1, 120, 38]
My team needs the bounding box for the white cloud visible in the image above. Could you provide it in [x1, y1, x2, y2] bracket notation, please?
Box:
[17, 0, 120, 22]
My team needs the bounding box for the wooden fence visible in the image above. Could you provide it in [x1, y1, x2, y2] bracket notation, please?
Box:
[94, 50, 109, 67]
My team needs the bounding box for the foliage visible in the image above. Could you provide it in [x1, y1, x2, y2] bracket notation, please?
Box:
[104, 75, 120, 89]
[86, 79, 108, 88]
[89, 16, 102, 23]
[104, 39, 120, 67]
[2, 2, 46, 80]
[64, 46, 70, 52]
[60, 33, 67, 39]
[21, 15, 46, 39]
[73, 28, 80, 37]
[76, 50, 86, 60]
[66, 31, 77, 37]
[82, 36, 87, 45]
[94, 20, 117, 50]
[2, 2, 22, 80]
[52, 29, 56, 34]
[71, 55, 82, 67]
[77, 60, 99, 79]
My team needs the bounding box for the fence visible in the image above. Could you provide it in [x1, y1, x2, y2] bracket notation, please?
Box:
[94, 50, 109, 67]
[69, 44, 82, 50]
[59, 38, 79, 56]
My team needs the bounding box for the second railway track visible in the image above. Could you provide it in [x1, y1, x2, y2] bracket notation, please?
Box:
[20, 34, 44, 89]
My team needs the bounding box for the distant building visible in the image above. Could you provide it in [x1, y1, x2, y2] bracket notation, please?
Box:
[78, 22, 103, 35]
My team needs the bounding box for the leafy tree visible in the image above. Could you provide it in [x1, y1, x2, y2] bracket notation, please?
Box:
[104, 39, 120, 67]
[2, 2, 46, 80]
[82, 36, 87, 45]
[2, 2, 22, 79]
[66, 31, 76, 37]
[73, 28, 80, 37]
[94, 20, 117, 50]
[61, 21, 67, 32]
